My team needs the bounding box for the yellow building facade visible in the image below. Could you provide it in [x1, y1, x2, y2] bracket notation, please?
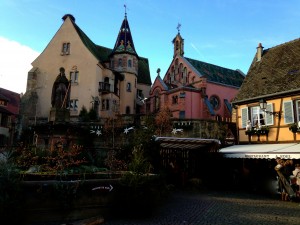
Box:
[221, 39, 300, 159]
[22, 13, 151, 126]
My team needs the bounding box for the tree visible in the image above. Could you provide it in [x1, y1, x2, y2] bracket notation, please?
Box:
[88, 108, 98, 121]
[79, 106, 89, 122]
[155, 106, 173, 136]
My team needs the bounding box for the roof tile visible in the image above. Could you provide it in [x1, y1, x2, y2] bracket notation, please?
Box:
[234, 38, 300, 102]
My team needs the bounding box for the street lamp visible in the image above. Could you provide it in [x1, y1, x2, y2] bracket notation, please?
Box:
[259, 99, 281, 118]
[259, 99, 267, 111]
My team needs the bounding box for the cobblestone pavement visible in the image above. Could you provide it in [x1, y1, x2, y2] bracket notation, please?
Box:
[102, 190, 300, 225]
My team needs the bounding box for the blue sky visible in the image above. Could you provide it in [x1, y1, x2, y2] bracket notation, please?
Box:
[1, 0, 300, 93]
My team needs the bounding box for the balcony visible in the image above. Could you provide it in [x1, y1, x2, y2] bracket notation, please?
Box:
[98, 82, 110, 93]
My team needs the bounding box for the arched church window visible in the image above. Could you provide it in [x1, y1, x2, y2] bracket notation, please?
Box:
[171, 66, 175, 82]
[187, 72, 192, 84]
[154, 91, 160, 112]
[192, 76, 195, 83]
[168, 73, 171, 83]
[183, 67, 187, 84]
[179, 63, 183, 78]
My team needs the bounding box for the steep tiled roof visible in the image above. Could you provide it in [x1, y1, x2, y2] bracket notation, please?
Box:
[137, 57, 152, 85]
[111, 15, 137, 56]
[72, 20, 104, 62]
[0, 88, 20, 115]
[234, 38, 300, 103]
[66, 15, 151, 85]
[0, 107, 13, 115]
[0, 93, 10, 102]
[185, 57, 245, 87]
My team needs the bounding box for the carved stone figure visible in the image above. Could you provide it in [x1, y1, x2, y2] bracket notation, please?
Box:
[51, 67, 70, 108]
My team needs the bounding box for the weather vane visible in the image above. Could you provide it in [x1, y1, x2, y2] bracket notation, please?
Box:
[177, 23, 181, 34]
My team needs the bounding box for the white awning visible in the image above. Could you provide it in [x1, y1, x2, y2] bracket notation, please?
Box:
[219, 143, 300, 159]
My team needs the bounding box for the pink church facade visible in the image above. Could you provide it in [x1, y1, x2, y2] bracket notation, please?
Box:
[149, 32, 245, 122]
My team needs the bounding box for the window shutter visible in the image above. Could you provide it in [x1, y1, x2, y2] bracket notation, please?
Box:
[241, 107, 248, 128]
[283, 101, 294, 124]
[265, 103, 274, 125]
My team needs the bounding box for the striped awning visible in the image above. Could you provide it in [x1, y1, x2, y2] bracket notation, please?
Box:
[154, 137, 221, 150]
[219, 143, 300, 159]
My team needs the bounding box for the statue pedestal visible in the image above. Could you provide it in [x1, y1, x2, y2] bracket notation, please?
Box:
[49, 108, 70, 122]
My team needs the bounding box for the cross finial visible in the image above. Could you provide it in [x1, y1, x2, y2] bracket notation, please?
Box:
[124, 4, 127, 17]
[177, 23, 181, 34]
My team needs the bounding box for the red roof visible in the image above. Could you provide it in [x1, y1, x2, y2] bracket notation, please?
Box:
[0, 88, 21, 115]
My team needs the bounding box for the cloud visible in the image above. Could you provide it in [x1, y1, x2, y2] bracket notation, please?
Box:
[0, 36, 39, 93]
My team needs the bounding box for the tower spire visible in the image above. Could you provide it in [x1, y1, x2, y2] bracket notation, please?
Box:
[172, 23, 184, 57]
[111, 6, 138, 56]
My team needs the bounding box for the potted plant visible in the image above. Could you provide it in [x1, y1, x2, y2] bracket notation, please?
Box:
[245, 128, 254, 136]
[289, 123, 299, 133]
[259, 125, 270, 135]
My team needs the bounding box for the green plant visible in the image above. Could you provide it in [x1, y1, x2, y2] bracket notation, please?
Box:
[155, 106, 173, 136]
[15, 146, 48, 170]
[104, 150, 127, 171]
[245, 125, 269, 135]
[44, 144, 87, 174]
[79, 106, 89, 122]
[0, 148, 23, 223]
[257, 125, 269, 134]
[289, 123, 299, 133]
[112, 145, 168, 216]
[128, 145, 152, 175]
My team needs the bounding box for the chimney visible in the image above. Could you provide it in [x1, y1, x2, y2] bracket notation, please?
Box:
[256, 43, 264, 62]
[62, 14, 75, 23]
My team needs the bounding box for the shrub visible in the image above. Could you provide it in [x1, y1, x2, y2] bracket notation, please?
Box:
[0, 148, 23, 223]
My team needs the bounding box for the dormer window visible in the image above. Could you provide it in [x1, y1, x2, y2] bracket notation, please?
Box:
[61, 42, 70, 55]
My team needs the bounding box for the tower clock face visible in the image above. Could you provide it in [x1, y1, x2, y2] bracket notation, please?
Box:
[210, 95, 220, 110]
